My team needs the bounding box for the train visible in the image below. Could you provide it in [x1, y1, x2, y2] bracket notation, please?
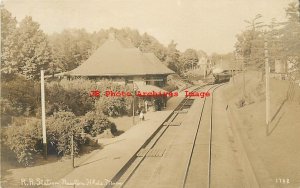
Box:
[203, 69, 232, 84]
[213, 71, 231, 83]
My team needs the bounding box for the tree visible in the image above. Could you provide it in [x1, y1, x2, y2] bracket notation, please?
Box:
[280, 2, 300, 78]
[1, 8, 17, 41]
[235, 14, 265, 70]
[165, 40, 181, 73]
[49, 29, 93, 73]
[281, 2, 300, 56]
[1, 8, 18, 78]
[179, 49, 199, 71]
[16, 16, 52, 79]
[138, 32, 167, 61]
[114, 27, 142, 48]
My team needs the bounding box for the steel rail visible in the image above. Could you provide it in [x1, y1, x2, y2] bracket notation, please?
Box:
[107, 85, 206, 188]
[182, 83, 226, 188]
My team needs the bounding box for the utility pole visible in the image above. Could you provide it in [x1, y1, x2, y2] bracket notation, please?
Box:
[41, 70, 47, 159]
[242, 58, 246, 98]
[204, 66, 206, 79]
[71, 134, 75, 168]
[0, 0, 4, 170]
[299, 0, 300, 22]
[131, 81, 139, 125]
[132, 82, 135, 125]
[264, 40, 270, 125]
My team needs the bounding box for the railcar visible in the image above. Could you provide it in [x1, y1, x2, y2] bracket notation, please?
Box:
[213, 71, 231, 83]
[203, 71, 231, 84]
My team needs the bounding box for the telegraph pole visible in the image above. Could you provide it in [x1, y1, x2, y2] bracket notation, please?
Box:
[41, 70, 47, 159]
[131, 81, 139, 125]
[203, 63, 206, 79]
[264, 40, 270, 125]
[0, 0, 4, 170]
[242, 58, 246, 98]
[299, 0, 300, 22]
[71, 134, 75, 168]
[132, 82, 135, 125]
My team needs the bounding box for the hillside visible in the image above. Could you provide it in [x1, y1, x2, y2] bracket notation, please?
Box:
[222, 71, 300, 187]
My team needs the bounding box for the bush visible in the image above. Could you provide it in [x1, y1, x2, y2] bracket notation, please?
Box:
[95, 97, 130, 117]
[45, 78, 132, 117]
[5, 78, 133, 118]
[1, 75, 40, 116]
[94, 81, 132, 116]
[45, 80, 95, 116]
[3, 118, 42, 166]
[46, 111, 84, 156]
[1, 98, 18, 126]
[82, 111, 116, 136]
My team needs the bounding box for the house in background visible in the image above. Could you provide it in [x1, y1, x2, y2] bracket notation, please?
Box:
[270, 59, 288, 80]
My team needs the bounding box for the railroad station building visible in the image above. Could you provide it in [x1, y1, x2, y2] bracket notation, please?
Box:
[66, 35, 173, 85]
[62, 34, 175, 111]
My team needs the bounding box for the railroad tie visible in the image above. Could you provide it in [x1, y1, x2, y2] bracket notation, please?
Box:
[146, 148, 166, 157]
[136, 148, 166, 157]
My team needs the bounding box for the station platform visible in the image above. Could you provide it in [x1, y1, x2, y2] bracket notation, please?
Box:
[60, 110, 173, 187]
[58, 86, 202, 187]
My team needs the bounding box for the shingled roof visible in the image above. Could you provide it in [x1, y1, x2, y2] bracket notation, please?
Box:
[69, 37, 174, 76]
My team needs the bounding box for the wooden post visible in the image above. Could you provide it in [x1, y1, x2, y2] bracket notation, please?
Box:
[231, 69, 233, 83]
[265, 40, 270, 125]
[41, 70, 47, 159]
[204, 64, 206, 79]
[71, 134, 74, 168]
[242, 59, 246, 98]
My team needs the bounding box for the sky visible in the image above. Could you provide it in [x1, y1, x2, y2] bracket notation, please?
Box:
[3, 0, 297, 54]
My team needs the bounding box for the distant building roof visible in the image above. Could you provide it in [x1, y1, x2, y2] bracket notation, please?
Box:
[68, 37, 174, 77]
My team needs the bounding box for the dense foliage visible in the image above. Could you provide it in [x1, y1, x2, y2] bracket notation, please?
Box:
[3, 118, 42, 166]
[1, 14, 51, 79]
[1, 77, 128, 165]
[46, 111, 83, 156]
[1, 8, 207, 79]
[1, 75, 40, 116]
[82, 111, 117, 136]
[234, 2, 300, 79]
[94, 81, 132, 117]
[3, 110, 117, 166]
[45, 79, 96, 116]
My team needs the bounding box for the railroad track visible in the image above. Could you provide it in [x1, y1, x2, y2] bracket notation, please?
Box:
[183, 83, 225, 188]
[107, 84, 225, 188]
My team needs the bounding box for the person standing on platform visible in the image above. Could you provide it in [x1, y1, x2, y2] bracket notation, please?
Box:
[139, 111, 145, 122]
